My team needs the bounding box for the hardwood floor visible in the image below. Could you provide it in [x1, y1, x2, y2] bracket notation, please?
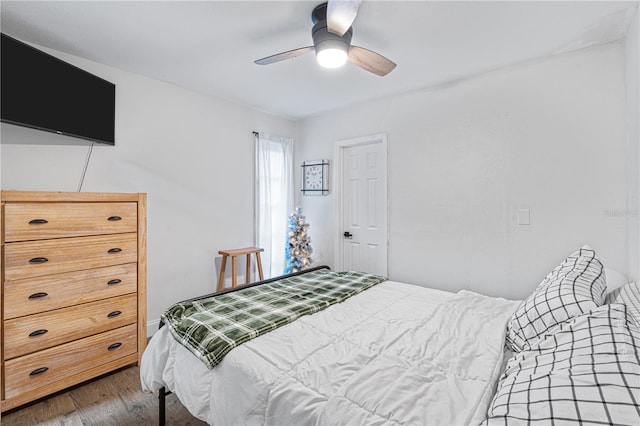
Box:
[1, 366, 207, 425]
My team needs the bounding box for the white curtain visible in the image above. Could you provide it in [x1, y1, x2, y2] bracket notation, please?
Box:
[255, 133, 294, 277]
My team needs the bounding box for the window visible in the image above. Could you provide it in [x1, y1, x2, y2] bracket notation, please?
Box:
[255, 134, 293, 277]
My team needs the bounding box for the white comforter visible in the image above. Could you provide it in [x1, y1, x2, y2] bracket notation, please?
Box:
[141, 281, 519, 425]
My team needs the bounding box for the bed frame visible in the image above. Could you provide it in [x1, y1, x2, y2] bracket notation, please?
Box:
[156, 265, 331, 425]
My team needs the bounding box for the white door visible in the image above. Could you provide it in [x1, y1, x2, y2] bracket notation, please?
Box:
[336, 134, 387, 276]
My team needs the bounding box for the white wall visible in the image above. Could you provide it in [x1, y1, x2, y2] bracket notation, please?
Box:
[298, 44, 630, 300]
[627, 7, 640, 282]
[0, 43, 296, 334]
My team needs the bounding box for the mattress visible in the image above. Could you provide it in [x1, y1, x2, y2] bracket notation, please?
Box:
[141, 281, 519, 425]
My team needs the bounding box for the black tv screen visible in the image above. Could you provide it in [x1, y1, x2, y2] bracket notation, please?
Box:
[1, 33, 115, 145]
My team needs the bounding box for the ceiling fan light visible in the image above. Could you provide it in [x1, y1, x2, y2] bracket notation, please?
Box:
[316, 46, 348, 69]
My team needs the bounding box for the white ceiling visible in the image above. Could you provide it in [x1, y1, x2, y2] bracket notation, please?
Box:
[1, 1, 638, 120]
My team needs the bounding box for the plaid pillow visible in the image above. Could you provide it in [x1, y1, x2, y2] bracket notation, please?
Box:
[606, 282, 640, 327]
[484, 304, 640, 426]
[506, 246, 606, 352]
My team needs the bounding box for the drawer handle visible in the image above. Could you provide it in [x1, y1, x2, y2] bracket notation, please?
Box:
[28, 219, 49, 225]
[29, 257, 49, 264]
[29, 329, 48, 337]
[108, 342, 122, 351]
[107, 279, 122, 285]
[107, 216, 122, 221]
[30, 367, 49, 377]
[108, 248, 122, 254]
[28, 292, 49, 299]
[107, 310, 122, 318]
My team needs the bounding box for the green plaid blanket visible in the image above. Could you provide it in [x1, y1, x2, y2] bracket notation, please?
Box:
[161, 269, 386, 369]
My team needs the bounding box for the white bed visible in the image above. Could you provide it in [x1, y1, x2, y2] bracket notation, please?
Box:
[142, 247, 640, 425]
[141, 280, 519, 425]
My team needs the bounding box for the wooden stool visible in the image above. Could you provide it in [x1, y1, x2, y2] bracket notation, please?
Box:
[217, 247, 264, 291]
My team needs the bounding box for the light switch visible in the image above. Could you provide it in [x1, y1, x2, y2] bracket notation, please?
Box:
[517, 208, 531, 225]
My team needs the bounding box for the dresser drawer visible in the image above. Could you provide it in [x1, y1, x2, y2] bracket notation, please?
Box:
[4, 324, 137, 399]
[3, 202, 137, 242]
[4, 293, 137, 359]
[4, 233, 137, 280]
[3, 263, 137, 319]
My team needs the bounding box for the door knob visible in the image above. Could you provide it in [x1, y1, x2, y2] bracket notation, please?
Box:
[343, 231, 353, 238]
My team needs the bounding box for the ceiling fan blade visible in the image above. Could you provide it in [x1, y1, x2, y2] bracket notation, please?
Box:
[254, 46, 314, 65]
[327, 0, 362, 36]
[348, 46, 396, 76]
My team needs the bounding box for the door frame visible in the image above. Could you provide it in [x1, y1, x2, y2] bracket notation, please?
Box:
[333, 133, 388, 273]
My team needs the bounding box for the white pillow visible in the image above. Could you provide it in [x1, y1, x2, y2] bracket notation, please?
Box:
[606, 282, 640, 327]
[506, 245, 606, 352]
[605, 268, 628, 291]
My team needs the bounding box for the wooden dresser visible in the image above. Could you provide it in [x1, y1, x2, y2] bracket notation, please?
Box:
[0, 191, 146, 412]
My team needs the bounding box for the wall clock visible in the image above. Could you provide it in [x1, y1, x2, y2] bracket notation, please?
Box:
[302, 160, 329, 195]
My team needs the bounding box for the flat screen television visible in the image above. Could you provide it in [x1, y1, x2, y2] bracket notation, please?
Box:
[1, 33, 115, 145]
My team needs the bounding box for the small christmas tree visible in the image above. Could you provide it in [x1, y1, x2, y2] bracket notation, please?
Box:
[284, 206, 313, 274]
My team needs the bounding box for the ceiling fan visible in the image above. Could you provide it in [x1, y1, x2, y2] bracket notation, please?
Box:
[254, 0, 396, 77]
